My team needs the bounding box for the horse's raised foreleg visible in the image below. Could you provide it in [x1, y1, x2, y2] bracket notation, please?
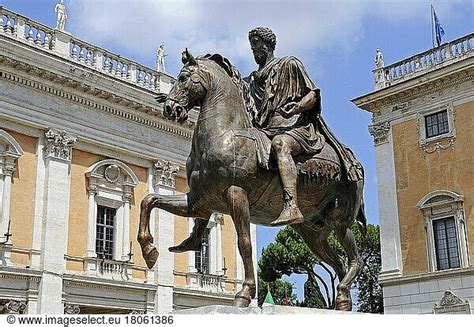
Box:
[226, 186, 255, 307]
[334, 225, 364, 311]
[138, 193, 190, 269]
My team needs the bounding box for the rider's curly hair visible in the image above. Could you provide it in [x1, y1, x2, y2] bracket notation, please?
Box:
[248, 27, 276, 51]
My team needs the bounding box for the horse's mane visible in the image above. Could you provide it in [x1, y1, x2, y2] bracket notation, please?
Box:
[198, 54, 257, 121]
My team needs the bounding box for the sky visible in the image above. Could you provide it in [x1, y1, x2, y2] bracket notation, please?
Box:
[2, 0, 472, 302]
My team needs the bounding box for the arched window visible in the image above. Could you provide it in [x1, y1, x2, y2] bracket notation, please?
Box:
[417, 190, 470, 271]
[0, 129, 23, 244]
[84, 159, 139, 262]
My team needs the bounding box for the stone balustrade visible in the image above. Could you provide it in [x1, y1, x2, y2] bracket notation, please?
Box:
[83, 256, 133, 281]
[186, 271, 226, 293]
[374, 33, 473, 90]
[1, 7, 54, 49]
[0, 6, 173, 94]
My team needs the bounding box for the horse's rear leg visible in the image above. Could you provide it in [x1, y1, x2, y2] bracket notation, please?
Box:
[226, 186, 255, 307]
[334, 225, 363, 311]
[169, 217, 208, 253]
[292, 225, 346, 308]
[138, 193, 189, 269]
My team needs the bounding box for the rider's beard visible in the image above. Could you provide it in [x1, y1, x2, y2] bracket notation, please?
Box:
[253, 50, 267, 65]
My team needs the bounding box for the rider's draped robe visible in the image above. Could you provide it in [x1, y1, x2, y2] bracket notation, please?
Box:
[245, 56, 363, 182]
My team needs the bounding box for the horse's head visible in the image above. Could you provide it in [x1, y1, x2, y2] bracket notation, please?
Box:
[158, 49, 208, 124]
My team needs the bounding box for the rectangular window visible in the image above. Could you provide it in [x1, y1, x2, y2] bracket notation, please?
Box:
[425, 110, 449, 138]
[195, 228, 210, 274]
[433, 217, 460, 270]
[96, 205, 116, 260]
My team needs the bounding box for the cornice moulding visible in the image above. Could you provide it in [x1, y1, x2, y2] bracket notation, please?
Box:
[0, 65, 194, 140]
[352, 57, 474, 113]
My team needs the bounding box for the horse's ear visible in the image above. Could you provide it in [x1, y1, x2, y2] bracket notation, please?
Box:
[182, 48, 197, 66]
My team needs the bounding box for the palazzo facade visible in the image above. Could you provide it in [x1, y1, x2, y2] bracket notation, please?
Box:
[0, 7, 256, 314]
[353, 33, 473, 314]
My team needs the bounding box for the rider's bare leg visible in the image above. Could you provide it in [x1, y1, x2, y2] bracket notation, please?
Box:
[271, 134, 304, 226]
[169, 217, 209, 253]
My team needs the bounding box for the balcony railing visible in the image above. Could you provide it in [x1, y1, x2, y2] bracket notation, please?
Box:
[374, 33, 473, 90]
[186, 272, 225, 293]
[0, 6, 173, 94]
[83, 257, 133, 281]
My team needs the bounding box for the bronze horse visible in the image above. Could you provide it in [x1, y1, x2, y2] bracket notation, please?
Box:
[138, 50, 366, 310]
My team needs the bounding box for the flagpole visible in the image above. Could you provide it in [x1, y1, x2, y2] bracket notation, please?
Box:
[430, 5, 435, 48]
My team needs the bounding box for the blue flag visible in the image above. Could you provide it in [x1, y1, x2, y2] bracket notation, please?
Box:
[433, 8, 445, 46]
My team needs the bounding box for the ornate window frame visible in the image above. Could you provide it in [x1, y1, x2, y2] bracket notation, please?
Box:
[0, 129, 24, 244]
[187, 213, 224, 275]
[84, 159, 139, 262]
[417, 190, 469, 272]
[186, 213, 225, 293]
[416, 103, 456, 154]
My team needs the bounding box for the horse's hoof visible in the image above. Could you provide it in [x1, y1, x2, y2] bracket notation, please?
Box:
[144, 247, 159, 269]
[335, 297, 352, 311]
[233, 295, 251, 308]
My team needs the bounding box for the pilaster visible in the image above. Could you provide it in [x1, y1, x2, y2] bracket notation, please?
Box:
[31, 137, 46, 269]
[153, 160, 179, 314]
[369, 122, 403, 279]
[85, 187, 97, 258]
[37, 129, 76, 314]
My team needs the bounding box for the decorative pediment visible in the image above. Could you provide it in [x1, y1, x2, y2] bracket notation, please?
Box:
[416, 190, 464, 209]
[85, 159, 139, 201]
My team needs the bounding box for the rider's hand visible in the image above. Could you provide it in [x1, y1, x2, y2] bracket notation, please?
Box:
[278, 101, 298, 118]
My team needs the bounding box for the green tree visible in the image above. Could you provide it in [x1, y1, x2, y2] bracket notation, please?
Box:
[258, 227, 337, 309]
[352, 225, 383, 313]
[257, 274, 297, 307]
[258, 224, 383, 313]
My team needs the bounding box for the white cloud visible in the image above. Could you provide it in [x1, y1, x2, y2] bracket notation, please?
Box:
[67, 0, 466, 75]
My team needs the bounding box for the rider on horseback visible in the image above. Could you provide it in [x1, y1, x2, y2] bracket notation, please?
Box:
[168, 27, 329, 253]
[246, 26, 323, 226]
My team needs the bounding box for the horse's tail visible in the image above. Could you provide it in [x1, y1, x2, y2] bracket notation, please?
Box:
[356, 200, 367, 237]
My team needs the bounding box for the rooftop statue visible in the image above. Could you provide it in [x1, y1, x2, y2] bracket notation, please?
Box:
[138, 27, 366, 311]
[156, 43, 167, 72]
[375, 48, 384, 68]
[54, 0, 67, 31]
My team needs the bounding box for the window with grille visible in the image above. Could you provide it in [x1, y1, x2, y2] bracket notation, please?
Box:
[433, 217, 460, 270]
[96, 205, 116, 260]
[425, 110, 449, 138]
[195, 228, 210, 274]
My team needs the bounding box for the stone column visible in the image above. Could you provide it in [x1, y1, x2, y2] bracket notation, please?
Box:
[0, 161, 14, 244]
[369, 121, 403, 279]
[85, 187, 97, 258]
[215, 214, 223, 275]
[37, 129, 76, 314]
[187, 218, 197, 273]
[31, 137, 46, 269]
[153, 160, 179, 314]
[121, 193, 132, 261]
[0, 151, 20, 265]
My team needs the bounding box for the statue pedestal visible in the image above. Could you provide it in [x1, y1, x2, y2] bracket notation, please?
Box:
[175, 305, 357, 314]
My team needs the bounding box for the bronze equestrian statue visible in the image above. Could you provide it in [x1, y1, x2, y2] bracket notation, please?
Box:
[138, 27, 366, 311]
